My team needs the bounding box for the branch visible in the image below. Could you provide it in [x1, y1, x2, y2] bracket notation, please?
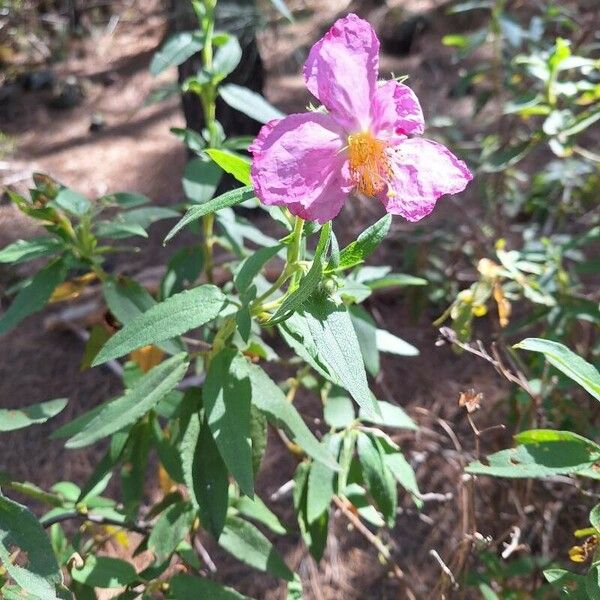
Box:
[41, 511, 150, 535]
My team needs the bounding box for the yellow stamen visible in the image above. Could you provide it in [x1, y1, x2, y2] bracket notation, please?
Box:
[348, 131, 391, 196]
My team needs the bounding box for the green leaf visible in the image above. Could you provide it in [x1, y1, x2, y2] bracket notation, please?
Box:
[101, 192, 149, 208]
[239, 358, 338, 470]
[467, 430, 600, 478]
[335, 214, 392, 271]
[66, 353, 188, 448]
[324, 388, 355, 429]
[482, 140, 533, 172]
[293, 463, 328, 561]
[235, 495, 286, 535]
[0, 259, 67, 336]
[93, 285, 224, 364]
[164, 186, 254, 243]
[51, 188, 90, 216]
[375, 329, 419, 356]
[219, 516, 294, 581]
[269, 222, 332, 324]
[95, 221, 147, 240]
[366, 273, 427, 290]
[357, 432, 397, 527]
[50, 402, 106, 440]
[121, 421, 152, 518]
[349, 305, 379, 376]
[182, 158, 223, 204]
[307, 435, 340, 523]
[206, 149, 250, 185]
[204, 349, 254, 497]
[235, 244, 283, 293]
[302, 295, 379, 418]
[71, 555, 137, 588]
[278, 313, 338, 383]
[219, 84, 285, 124]
[120, 206, 179, 229]
[161, 246, 204, 299]
[181, 413, 229, 539]
[384, 452, 422, 508]
[591, 503, 600, 531]
[0, 398, 67, 432]
[103, 278, 184, 356]
[150, 31, 204, 75]
[0, 496, 62, 598]
[212, 37, 242, 80]
[515, 338, 600, 401]
[0, 237, 63, 264]
[359, 400, 417, 430]
[169, 574, 252, 600]
[587, 566, 600, 600]
[148, 502, 194, 564]
[249, 405, 267, 476]
[78, 430, 129, 502]
[344, 483, 385, 527]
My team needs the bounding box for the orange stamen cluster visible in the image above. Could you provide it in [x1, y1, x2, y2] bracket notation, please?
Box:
[348, 131, 391, 196]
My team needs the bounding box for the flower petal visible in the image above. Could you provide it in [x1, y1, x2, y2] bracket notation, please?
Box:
[303, 14, 379, 131]
[380, 138, 473, 221]
[250, 112, 350, 224]
[371, 81, 425, 139]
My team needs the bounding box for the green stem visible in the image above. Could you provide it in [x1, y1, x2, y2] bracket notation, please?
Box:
[198, 0, 218, 280]
[250, 217, 305, 315]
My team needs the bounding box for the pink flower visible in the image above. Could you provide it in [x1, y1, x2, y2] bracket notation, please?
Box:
[249, 14, 472, 224]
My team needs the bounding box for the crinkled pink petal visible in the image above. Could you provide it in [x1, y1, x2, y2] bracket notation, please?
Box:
[250, 112, 351, 224]
[303, 14, 379, 132]
[379, 138, 473, 222]
[371, 81, 425, 140]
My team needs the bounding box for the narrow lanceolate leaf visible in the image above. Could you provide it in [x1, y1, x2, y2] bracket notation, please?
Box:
[515, 338, 600, 401]
[376, 329, 419, 356]
[269, 222, 332, 324]
[306, 434, 341, 523]
[71, 555, 137, 588]
[238, 357, 338, 471]
[0, 259, 66, 336]
[169, 574, 253, 600]
[150, 31, 204, 75]
[180, 413, 229, 539]
[147, 501, 194, 564]
[219, 516, 294, 581]
[302, 295, 380, 418]
[203, 349, 254, 497]
[206, 149, 251, 185]
[234, 244, 283, 293]
[0, 237, 63, 264]
[335, 214, 392, 271]
[164, 186, 255, 243]
[219, 84, 285, 124]
[182, 158, 222, 204]
[66, 354, 188, 448]
[357, 432, 397, 527]
[0, 496, 62, 599]
[93, 285, 224, 365]
[467, 430, 600, 478]
[0, 398, 67, 432]
[102, 279, 184, 356]
[359, 400, 417, 430]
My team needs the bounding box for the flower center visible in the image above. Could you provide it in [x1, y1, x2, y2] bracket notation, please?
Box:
[347, 131, 391, 196]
